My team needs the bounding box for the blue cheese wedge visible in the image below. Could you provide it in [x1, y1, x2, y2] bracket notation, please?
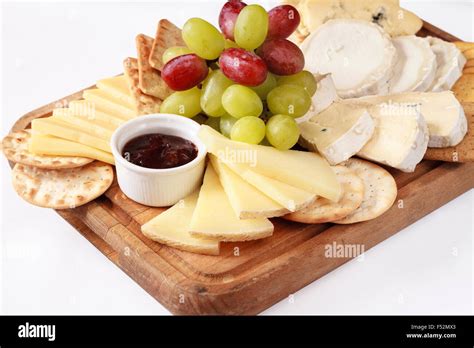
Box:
[298, 102, 375, 165]
[426, 36, 467, 92]
[301, 19, 397, 98]
[389, 36, 437, 93]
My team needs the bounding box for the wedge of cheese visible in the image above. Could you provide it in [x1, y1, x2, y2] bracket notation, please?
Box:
[224, 161, 317, 212]
[51, 114, 114, 141]
[301, 19, 397, 98]
[199, 125, 341, 202]
[31, 117, 111, 153]
[298, 102, 375, 165]
[30, 133, 115, 164]
[426, 37, 467, 92]
[83, 88, 137, 120]
[189, 165, 274, 242]
[389, 36, 437, 93]
[354, 91, 467, 148]
[210, 155, 288, 219]
[66, 100, 126, 129]
[357, 102, 429, 172]
[96, 75, 135, 106]
[141, 192, 220, 256]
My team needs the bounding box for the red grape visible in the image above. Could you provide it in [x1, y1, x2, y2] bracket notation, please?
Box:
[256, 39, 304, 76]
[219, 0, 247, 41]
[219, 48, 268, 86]
[162, 54, 209, 91]
[267, 5, 300, 40]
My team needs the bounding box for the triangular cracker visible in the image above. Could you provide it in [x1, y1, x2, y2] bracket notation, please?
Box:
[149, 19, 186, 71]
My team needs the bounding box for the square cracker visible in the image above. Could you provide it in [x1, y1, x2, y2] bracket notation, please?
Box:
[149, 19, 186, 71]
[123, 57, 162, 115]
[424, 101, 474, 162]
[136, 33, 172, 99]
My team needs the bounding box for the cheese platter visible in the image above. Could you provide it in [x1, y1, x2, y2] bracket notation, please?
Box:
[3, 0, 474, 315]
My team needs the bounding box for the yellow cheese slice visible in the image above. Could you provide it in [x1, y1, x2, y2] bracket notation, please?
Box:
[96, 75, 135, 106]
[53, 105, 124, 130]
[199, 125, 341, 202]
[189, 164, 274, 242]
[210, 155, 288, 219]
[83, 88, 136, 120]
[141, 191, 220, 256]
[225, 161, 316, 212]
[51, 114, 114, 141]
[30, 133, 114, 165]
[31, 117, 111, 153]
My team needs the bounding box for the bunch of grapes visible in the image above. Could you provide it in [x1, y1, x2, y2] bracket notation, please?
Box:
[160, 0, 316, 150]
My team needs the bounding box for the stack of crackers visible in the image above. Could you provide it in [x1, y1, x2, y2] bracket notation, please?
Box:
[123, 19, 185, 115]
[2, 130, 114, 209]
[425, 41, 474, 162]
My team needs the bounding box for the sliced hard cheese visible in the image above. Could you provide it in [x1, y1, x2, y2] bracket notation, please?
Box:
[389, 35, 437, 93]
[357, 102, 429, 172]
[29, 133, 115, 165]
[301, 19, 397, 98]
[426, 36, 467, 92]
[224, 161, 316, 212]
[190, 165, 273, 241]
[298, 102, 375, 165]
[63, 101, 125, 129]
[141, 192, 220, 256]
[96, 75, 135, 106]
[83, 88, 137, 120]
[51, 114, 114, 141]
[31, 117, 111, 153]
[199, 125, 341, 202]
[354, 91, 467, 148]
[209, 155, 288, 219]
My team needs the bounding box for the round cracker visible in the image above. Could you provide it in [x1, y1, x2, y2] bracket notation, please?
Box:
[334, 158, 397, 224]
[2, 129, 93, 169]
[12, 162, 114, 209]
[283, 165, 364, 224]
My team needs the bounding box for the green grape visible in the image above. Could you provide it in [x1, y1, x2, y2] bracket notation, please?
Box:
[162, 46, 193, 65]
[267, 84, 311, 118]
[259, 137, 272, 146]
[219, 114, 238, 138]
[265, 114, 300, 150]
[222, 85, 263, 118]
[234, 5, 268, 51]
[230, 116, 266, 144]
[182, 18, 224, 60]
[251, 73, 277, 100]
[224, 39, 239, 49]
[277, 70, 318, 96]
[200, 70, 234, 117]
[160, 87, 202, 118]
[205, 116, 221, 131]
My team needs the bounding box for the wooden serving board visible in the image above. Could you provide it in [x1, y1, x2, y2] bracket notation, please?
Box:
[10, 21, 474, 315]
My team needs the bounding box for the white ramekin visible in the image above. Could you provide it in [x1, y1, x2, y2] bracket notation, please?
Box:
[111, 114, 207, 207]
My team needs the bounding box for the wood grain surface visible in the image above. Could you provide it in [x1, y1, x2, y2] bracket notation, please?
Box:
[8, 21, 474, 315]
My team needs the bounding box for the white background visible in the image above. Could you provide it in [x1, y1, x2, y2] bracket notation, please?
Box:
[0, 0, 473, 315]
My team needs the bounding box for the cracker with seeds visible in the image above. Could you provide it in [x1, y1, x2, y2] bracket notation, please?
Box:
[149, 19, 185, 71]
[334, 158, 397, 224]
[2, 129, 93, 169]
[12, 161, 114, 209]
[123, 57, 162, 115]
[136, 33, 172, 99]
[283, 165, 364, 224]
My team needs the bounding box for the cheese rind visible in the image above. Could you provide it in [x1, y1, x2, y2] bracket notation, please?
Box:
[189, 165, 274, 242]
[209, 155, 288, 219]
[199, 125, 341, 202]
[298, 102, 375, 165]
[83, 88, 137, 120]
[301, 19, 397, 98]
[29, 133, 115, 165]
[141, 192, 220, 256]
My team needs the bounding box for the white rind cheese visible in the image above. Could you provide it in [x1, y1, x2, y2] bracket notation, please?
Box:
[426, 36, 467, 92]
[357, 102, 429, 172]
[298, 102, 375, 165]
[301, 19, 397, 98]
[389, 35, 437, 93]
